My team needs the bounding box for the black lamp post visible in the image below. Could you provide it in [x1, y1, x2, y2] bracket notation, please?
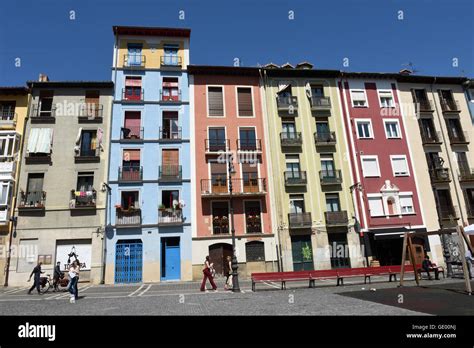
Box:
[4, 216, 17, 287]
[228, 159, 240, 292]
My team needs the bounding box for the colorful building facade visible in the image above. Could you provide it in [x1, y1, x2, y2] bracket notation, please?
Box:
[261, 65, 364, 272]
[189, 66, 277, 278]
[0, 87, 29, 285]
[106, 26, 192, 283]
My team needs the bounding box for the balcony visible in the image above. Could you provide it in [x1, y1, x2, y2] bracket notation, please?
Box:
[158, 208, 184, 226]
[18, 190, 46, 211]
[237, 139, 262, 152]
[120, 127, 144, 142]
[414, 99, 434, 113]
[246, 216, 262, 233]
[25, 154, 51, 165]
[212, 217, 229, 235]
[420, 130, 442, 145]
[30, 105, 56, 123]
[78, 104, 103, 123]
[310, 96, 331, 111]
[319, 170, 343, 186]
[288, 212, 312, 229]
[325, 211, 349, 226]
[160, 90, 182, 103]
[439, 206, 460, 221]
[116, 208, 142, 227]
[75, 148, 100, 163]
[121, 88, 144, 103]
[160, 55, 183, 69]
[429, 168, 451, 183]
[458, 167, 474, 182]
[440, 99, 460, 113]
[70, 189, 96, 209]
[123, 54, 146, 69]
[0, 162, 16, 181]
[201, 178, 266, 197]
[118, 166, 143, 183]
[314, 132, 336, 147]
[159, 165, 182, 182]
[276, 96, 298, 116]
[159, 127, 182, 141]
[0, 109, 16, 126]
[205, 139, 230, 153]
[284, 171, 307, 186]
[447, 131, 469, 145]
[280, 132, 302, 147]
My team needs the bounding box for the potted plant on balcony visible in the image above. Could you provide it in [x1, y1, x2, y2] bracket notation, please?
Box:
[159, 204, 166, 212]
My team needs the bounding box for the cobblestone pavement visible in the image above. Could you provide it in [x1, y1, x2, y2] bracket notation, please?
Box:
[0, 275, 464, 316]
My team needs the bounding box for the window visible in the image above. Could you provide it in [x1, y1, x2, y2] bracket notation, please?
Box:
[456, 152, 470, 172]
[84, 91, 100, 118]
[246, 241, 265, 262]
[121, 149, 141, 181]
[244, 201, 262, 233]
[162, 111, 179, 139]
[208, 127, 226, 152]
[321, 155, 336, 177]
[356, 120, 372, 138]
[286, 155, 301, 175]
[27, 128, 53, 157]
[0, 181, 12, 206]
[127, 44, 143, 66]
[77, 172, 94, 192]
[239, 127, 257, 151]
[77, 130, 98, 157]
[237, 87, 253, 117]
[163, 44, 179, 66]
[25, 173, 44, 206]
[208, 86, 224, 116]
[384, 120, 400, 138]
[210, 161, 227, 193]
[351, 90, 367, 107]
[212, 201, 229, 234]
[391, 156, 409, 176]
[121, 191, 139, 209]
[161, 149, 180, 178]
[325, 194, 340, 212]
[289, 195, 305, 214]
[39, 91, 54, 116]
[161, 190, 179, 209]
[162, 78, 179, 101]
[123, 111, 141, 139]
[361, 156, 380, 177]
[242, 162, 259, 192]
[0, 101, 16, 120]
[379, 90, 394, 107]
[400, 195, 414, 214]
[0, 132, 17, 160]
[311, 85, 324, 97]
[124, 77, 142, 100]
[368, 197, 384, 217]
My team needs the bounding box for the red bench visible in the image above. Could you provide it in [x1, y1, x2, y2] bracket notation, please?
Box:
[251, 271, 313, 291]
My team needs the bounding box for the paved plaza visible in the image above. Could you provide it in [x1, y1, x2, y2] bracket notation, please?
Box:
[0, 276, 471, 316]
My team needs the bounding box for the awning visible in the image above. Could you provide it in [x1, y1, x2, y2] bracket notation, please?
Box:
[369, 227, 428, 240]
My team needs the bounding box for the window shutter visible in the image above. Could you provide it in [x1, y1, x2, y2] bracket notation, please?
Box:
[362, 158, 378, 177]
[351, 90, 366, 101]
[237, 88, 253, 116]
[162, 149, 179, 166]
[392, 157, 408, 175]
[368, 197, 384, 216]
[210, 162, 226, 175]
[124, 149, 140, 161]
[208, 87, 224, 116]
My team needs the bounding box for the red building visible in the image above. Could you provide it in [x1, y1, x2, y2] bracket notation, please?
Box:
[338, 75, 426, 266]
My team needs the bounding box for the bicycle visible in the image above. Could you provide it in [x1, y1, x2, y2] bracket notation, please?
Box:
[39, 273, 69, 294]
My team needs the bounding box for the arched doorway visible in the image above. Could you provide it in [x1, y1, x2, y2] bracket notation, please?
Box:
[209, 243, 233, 275]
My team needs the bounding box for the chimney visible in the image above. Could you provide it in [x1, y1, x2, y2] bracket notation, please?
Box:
[39, 74, 49, 82]
[399, 69, 413, 76]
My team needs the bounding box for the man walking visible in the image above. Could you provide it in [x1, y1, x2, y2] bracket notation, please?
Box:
[27, 262, 44, 295]
[53, 261, 62, 291]
[466, 248, 473, 280]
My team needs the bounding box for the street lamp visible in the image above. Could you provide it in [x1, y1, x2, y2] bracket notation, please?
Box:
[4, 216, 17, 287]
[228, 158, 240, 292]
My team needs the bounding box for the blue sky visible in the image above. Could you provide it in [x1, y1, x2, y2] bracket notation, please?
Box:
[0, 0, 472, 85]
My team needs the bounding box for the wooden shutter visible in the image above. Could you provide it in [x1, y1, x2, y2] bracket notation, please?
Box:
[208, 87, 224, 116]
[237, 87, 253, 116]
[124, 149, 140, 161]
[162, 149, 179, 166]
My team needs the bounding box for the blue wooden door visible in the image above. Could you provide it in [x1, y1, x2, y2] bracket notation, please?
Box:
[161, 237, 180, 280]
[115, 240, 143, 283]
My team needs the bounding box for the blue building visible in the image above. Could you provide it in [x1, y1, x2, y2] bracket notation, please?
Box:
[106, 26, 192, 283]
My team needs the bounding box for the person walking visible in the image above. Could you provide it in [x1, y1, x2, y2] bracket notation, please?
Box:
[68, 261, 79, 303]
[73, 260, 80, 300]
[53, 261, 62, 292]
[27, 262, 44, 295]
[465, 248, 473, 280]
[200, 256, 217, 292]
[224, 255, 233, 290]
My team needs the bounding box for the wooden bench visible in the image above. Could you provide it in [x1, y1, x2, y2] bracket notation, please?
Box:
[416, 265, 445, 279]
[251, 271, 313, 291]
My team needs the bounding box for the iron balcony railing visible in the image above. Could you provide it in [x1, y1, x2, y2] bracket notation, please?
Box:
[116, 208, 142, 226]
[160, 89, 182, 102]
[310, 96, 331, 110]
[30, 105, 56, 118]
[159, 126, 182, 140]
[75, 147, 100, 158]
[319, 170, 343, 185]
[280, 132, 302, 147]
[325, 211, 349, 226]
[276, 96, 298, 114]
[18, 190, 46, 209]
[0, 109, 16, 123]
[123, 54, 146, 68]
[447, 131, 469, 145]
[314, 132, 336, 145]
[121, 127, 144, 141]
[420, 129, 442, 145]
[246, 216, 262, 233]
[288, 212, 312, 229]
[429, 168, 451, 183]
[118, 166, 143, 182]
[205, 139, 230, 152]
[158, 208, 184, 224]
[439, 205, 459, 220]
[70, 189, 96, 208]
[79, 104, 103, 119]
[414, 99, 434, 112]
[440, 99, 460, 112]
[284, 171, 307, 186]
[160, 55, 182, 67]
[212, 217, 229, 234]
[159, 165, 182, 181]
[201, 178, 266, 195]
[121, 88, 144, 102]
[458, 166, 474, 182]
[237, 139, 262, 152]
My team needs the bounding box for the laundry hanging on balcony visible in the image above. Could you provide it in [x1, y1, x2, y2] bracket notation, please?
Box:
[305, 82, 312, 99]
[27, 128, 53, 154]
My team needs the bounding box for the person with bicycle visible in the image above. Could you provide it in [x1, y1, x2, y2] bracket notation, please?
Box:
[53, 261, 62, 292]
[27, 262, 44, 295]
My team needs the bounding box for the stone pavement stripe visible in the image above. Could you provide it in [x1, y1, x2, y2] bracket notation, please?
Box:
[263, 281, 280, 289]
[137, 284, 152, 297]
[128, 284, 145, 297]
[4, 287, 29, 294]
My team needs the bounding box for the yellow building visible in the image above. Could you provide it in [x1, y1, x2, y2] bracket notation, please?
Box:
[0, 87, 30, 285]
[260, 64, 364, 272]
